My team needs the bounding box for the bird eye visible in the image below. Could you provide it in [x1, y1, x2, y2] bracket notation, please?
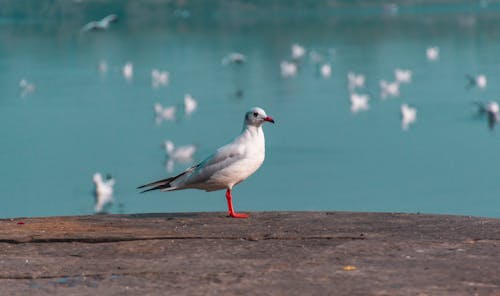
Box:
[253, 112, 258, 117]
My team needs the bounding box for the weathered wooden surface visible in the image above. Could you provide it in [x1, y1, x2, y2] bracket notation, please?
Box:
[1, 212, 499, 295]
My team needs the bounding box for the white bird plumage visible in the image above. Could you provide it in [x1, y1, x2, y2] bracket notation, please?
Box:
[151, 69, 169, 88]
[320, 63, 332, 78]
[222, 53, 246, 65]
[139, 107, 275, 218]
[426, 46, 439, 61]
[476, 101, 499, 130]
[154, 103, 176, 124]
[350, 93, 370, 113]
[291, 44, 306, 60]
[184, 94, 198, 116]
[380, 80, 400, 99]
[123, 62, 133, 81]
[19, 79, 35, 97]
[164, 140, 197, 173]
[401, 104, 417, 131]
[395, 69, 412, 84]
[280, 61, 298, 78]
[93, 173, 115, 213]
[81, 14, 118, 32]
[347, 72, 365, 91]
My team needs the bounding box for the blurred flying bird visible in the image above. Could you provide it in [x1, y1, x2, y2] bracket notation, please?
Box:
[93, 173, 115, 213]
[98, 60, 108, 74]
[350, 93, 370, 113]
[280, 61, 298, 78]
[222, 53, 246, 65]
[81, 14, 118, 32]
[184, 94, 198, 116]
[122, 62, 133, 81]
[291, 44, 306, 60]
[151, 69, 169, 88]
[380, 80, 400, 99]
[426, 46, 439, 61]
[154, 103, 176, 124]
[320, 63, 332, 78]
[19, 79, 35, 97]
[347, 72, 365, 92]
[163, 140, 197, 173]
[401, 104, 417, 131]
[466, 74, 487, 90]
[395, 69, 412, 84]
[475, 101, 499, 130]
[138, 107, 275, 218]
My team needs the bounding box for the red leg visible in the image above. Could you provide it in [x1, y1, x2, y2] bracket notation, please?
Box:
[225, 189, 249, 218]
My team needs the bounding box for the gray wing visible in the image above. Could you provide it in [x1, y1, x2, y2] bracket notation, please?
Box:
[81, 21, 99, 32]
[101, 14, 118, 25]
[181, 142, 245, 186]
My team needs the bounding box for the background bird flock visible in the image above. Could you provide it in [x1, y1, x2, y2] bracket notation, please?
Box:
[14, 11, 499, 215]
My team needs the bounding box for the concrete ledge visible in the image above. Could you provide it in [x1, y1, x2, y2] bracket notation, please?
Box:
[1, 212, 499, 295]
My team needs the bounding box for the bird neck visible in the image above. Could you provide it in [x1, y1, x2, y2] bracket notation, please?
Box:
[242, 124, 263, 138]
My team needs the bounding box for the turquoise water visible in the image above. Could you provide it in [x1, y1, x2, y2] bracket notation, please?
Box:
[2, 1, 500, 218]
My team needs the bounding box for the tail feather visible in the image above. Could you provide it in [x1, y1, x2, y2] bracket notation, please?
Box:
[137, 170, 189, 193]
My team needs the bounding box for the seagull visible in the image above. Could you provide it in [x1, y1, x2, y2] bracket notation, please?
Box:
[350, 93, 370, 113]
[154, 103, 176, 125]
[426, 46, 439, 61]
[280, 61, 298, 78]
[123, 62, 133, 81]
[19, 79, 35, 97]
[291, 44, 306, 60]
[320, 63, 332, 78]
[93, 173, 115, 213]
[151, 69, 169, 88]
[98, 60, 108, 74]
[347, 72, 365, 92]
[380, 80, 400, 99]
[466, 74, 487, 90]
[401, 104, 417, 131]
[222, 53, 246, 65]
[475, 101, 499, 130]
[184, 94, 197, 116]
[163, 140, 197, 173]
[138, 107, 275, 218]
[81, 14, 118, 32]
[395, 69, 412, 84]
[309, 50, 324, 64]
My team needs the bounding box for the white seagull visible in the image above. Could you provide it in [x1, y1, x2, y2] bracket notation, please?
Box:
[466, 74, 487, 90]
[291, 44, 306, 60]
[320, 63, 332, 78]
[93, 173, 115, 213]
[401, 104, 417, 131]
[380, 80, 400, 99]
[98, 60, 108, 74]
[154, 103, 176, 125]
[151, 69, 169, 88]
[123, 62, 133, 81]
[280, 61, 298, 78]
[347, 72, 365, 92]
[81, 14, 118, 32]
[350, 93, 370, 113]
[394, 69, 412, 84]
[476, 101, 499, 130]
[222, 53, 246, 65]
[164, 140, 197, 173]
[184, 94, 198, 116]
[138, 107, 275, 218]
[426, 46, 439, 61]
[19, 79, 35, 97]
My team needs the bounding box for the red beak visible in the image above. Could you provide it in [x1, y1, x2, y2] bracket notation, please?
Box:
[264, 116, 275, 124]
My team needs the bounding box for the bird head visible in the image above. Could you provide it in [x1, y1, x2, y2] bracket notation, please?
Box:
[244, 107, 275, 127]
